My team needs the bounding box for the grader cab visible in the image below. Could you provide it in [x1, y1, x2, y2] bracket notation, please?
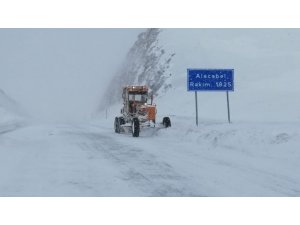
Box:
[114, 85, 171, 137]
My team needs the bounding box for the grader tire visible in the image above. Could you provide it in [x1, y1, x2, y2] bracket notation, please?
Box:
[114, 117, 121, 133]
[162, 117, 171, 128]
[132, 118, 140, 137]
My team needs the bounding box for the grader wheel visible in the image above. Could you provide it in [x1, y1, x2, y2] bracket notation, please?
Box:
[114, 117, 121, 133]
[132, 118, 140, 137]
[162, 117, 171, 128]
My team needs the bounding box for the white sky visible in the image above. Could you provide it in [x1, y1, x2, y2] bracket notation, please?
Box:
[0, 29, 144, 123]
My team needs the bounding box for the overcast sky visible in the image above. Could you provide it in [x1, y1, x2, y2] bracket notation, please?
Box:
[0, 29, 144, 122]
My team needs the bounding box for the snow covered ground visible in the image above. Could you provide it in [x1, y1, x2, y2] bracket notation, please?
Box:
[1, 115, 299, 196]
[1, 29, 300, 196]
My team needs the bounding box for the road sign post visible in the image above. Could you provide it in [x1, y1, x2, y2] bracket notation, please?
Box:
[195, 91, 198, 126]
[187, 69, 234, 125]
[226, 91, 231, 123]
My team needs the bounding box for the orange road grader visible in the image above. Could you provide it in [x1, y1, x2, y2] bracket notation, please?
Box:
[114, 85, 171, 137]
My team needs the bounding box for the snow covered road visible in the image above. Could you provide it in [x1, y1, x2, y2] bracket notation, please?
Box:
[0, 120, 300, 196]
[0, 123, 195, 196]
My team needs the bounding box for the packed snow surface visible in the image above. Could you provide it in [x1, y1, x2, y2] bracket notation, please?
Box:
[0, 117, 299, 196]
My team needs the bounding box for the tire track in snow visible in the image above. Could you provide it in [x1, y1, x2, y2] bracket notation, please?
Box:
[68, 128, 201, 196]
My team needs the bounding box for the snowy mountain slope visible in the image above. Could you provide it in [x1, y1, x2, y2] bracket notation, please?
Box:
[99, 29, 175, 110]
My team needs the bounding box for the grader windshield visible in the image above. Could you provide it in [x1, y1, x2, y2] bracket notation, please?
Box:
[128, 93, 148, 103]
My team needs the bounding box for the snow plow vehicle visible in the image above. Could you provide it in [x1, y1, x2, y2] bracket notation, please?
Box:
[114, 85, 171, 137]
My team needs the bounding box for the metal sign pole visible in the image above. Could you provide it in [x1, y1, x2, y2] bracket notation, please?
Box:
[195, 91, 198, 126]
[226, 91, 231, 123]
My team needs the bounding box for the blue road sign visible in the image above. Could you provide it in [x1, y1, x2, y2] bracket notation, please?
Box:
[187, 69, 234, 91]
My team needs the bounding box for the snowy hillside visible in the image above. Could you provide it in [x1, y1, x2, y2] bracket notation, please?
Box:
[0, 88, 26, 134]
[99, 29, 175, 109]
